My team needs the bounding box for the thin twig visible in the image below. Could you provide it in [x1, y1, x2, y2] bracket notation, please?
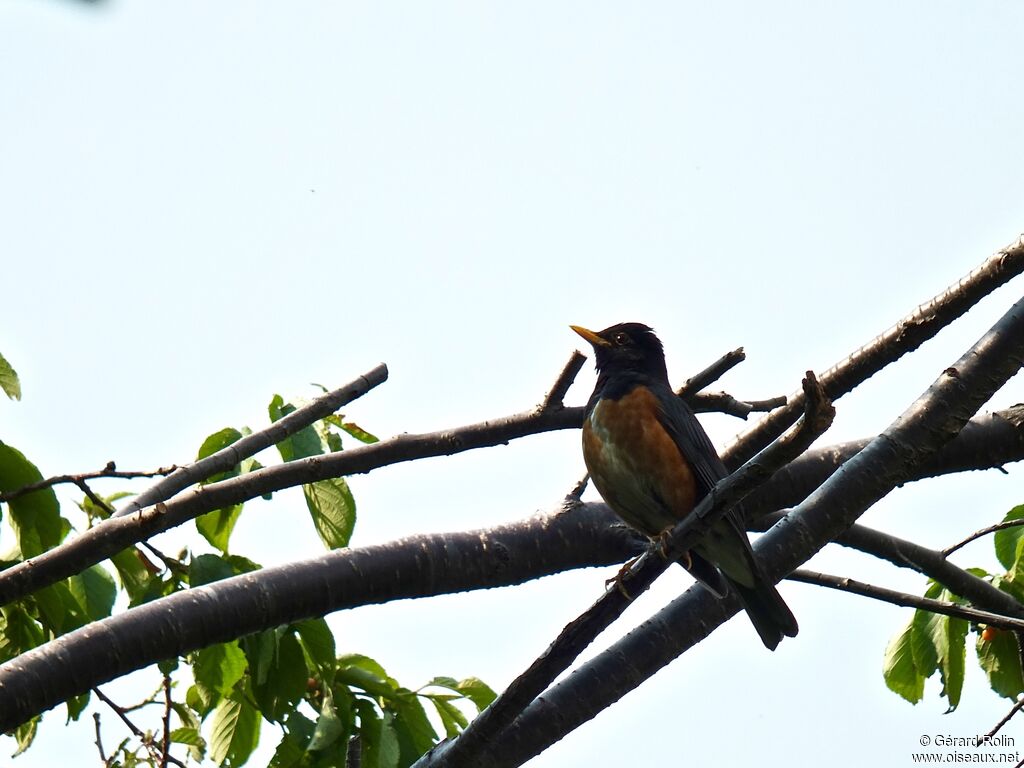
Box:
[540, 351, 586, 411]
[0, 463, 177, 504]
[93, 686, 186, 768]
[689, 392, 787, 419]
[161, 675, 173, 768]
[788, 570, 1024, 630]
[944, 519, 1024, 557]
[676, 347, 746, 397]
[987, 696, 1024, 742]
[93, 712, 108, 765]
[113, 363, 389, 518]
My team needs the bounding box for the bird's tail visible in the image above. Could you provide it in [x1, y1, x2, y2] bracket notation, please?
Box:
[731, 578, 799, 651]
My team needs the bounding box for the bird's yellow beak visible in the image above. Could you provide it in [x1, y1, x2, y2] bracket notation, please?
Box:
[570, 325, 610, 347]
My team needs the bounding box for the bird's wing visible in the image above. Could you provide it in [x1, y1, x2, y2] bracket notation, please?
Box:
[651, 386, 729, 498]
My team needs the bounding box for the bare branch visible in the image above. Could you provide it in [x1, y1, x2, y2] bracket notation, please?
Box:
[540, 351, 586, 411]
[986, 697, 1024, 743]
[0, 462, 177, 504]
[676, 347, 745, 397]
[688, 391, 787, 419]
[113, 363, 389, 518]
[788, 569, 1024, 630]
[944, 518, 1024, 557]
[725, 236, 1024, 468]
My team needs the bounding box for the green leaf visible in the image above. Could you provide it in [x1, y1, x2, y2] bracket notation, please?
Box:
[930, 591, 967, 712]
[338, 420, 379, 445]
[187, 683, 220, 720]
[189, 553, 237, 587]
[995, 505, 1024, 571]
[68, 564, 117, 621]
[337, 654, 396, 699]
[387, 692, 436, 758]
[295, 618, 336, 681]
[12, 716, 38, 756]
[269, 396, 324, 462]
[0, 443, 63, 557]
[308, 689, 345, 752]
[170, 726, 207, 763]
[429, 696, 467, 738]
[357, 700, 400, 768]
[111, 547, 156, 605]
[0, 604, 45, 658]
[196, 504, 244, 554]
[454, 677, 496, 711]
[66, 691, 90, 723]
[194, 641, 248, 697]
[884, 618, 925, 704]
[0, 352, 21, 400]
[977, 627, 1024, 699]
[209, 690, 261, 767]
[304, 479, 356, 550]
[250, 630, 309, 723]
[197, 428, 245, 484]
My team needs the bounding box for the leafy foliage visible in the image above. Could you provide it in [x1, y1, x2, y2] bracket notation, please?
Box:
[0, 387, 488, 767]
[885, 505, 1024, 709]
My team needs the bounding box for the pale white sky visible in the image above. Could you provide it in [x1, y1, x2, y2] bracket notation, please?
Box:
[3, 1, 1024, 766]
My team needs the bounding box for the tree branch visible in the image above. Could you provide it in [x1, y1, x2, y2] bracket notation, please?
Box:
[422, 373, 834, 768]
[725, 236, 1024, 468]
[788, 569, 1024, 630]
[450, 289, 1024, 768]
[0, 462, 178, 504]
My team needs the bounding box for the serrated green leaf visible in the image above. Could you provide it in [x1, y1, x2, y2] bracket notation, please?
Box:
[170, 725, 207, 764]
[339, 421, 379, 445]
[197, 428, 245, 484]
[304, 479, 356, 550]
[68, 564, 117, 621]
[189, 553, 236, 587]
[357, 700, 401, 768]
[0, 352, 21, 401]
[387, 693, 436, 758]
[455, 677, 496, 711]
[196, 504, 244, 554]
[429, 696, 467, 738]
[269, 396, 324, 462]
[930, 592, 967, 712]
[66, 691, 90, 723]
[194, 640, 247, 697]
[995, 505, 1024, 571]
[187, 683, 219, 719]
[308, 689, 345, 752]
[0, 604, 45, 658]
[111, 547, 156, 605]
[0, 444, 63, 557]
[977, 627, 1024, 699]
[884, 617, 925, 704]
[295, 618, 336, 680]
[252, 631, 309, 723]
[12, 715, 38, 756]
[209, 691, 261, 767]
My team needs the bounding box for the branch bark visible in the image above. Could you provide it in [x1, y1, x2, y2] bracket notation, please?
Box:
[441, 289, 1024, 768]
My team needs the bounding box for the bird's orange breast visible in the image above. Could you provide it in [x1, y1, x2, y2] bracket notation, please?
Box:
[581, 385, 698, 538]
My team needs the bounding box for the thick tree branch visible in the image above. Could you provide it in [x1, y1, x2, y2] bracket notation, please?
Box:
[0, 350, 774, 608]
[725, 236, 1024, 468]
[430, 373, 833, 768]
[452, 290, 1024, 768]
[743, 404, 1024, 518]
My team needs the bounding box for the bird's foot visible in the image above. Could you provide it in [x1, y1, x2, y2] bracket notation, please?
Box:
[605, 556, 640, 599]
[655, 527, 690, 567]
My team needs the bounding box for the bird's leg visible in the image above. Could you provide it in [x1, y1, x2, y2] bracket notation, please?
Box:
[605, 555, 642, 599]
[654, 526, 691, 568]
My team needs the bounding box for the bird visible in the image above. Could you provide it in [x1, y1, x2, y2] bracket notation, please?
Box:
[571, 322, 798, 650]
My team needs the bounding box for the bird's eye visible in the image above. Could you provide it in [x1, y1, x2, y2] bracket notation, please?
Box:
[613, 332, 630, 346]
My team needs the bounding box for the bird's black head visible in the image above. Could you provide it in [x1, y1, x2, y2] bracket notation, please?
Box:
[570, 322, 669, 383]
